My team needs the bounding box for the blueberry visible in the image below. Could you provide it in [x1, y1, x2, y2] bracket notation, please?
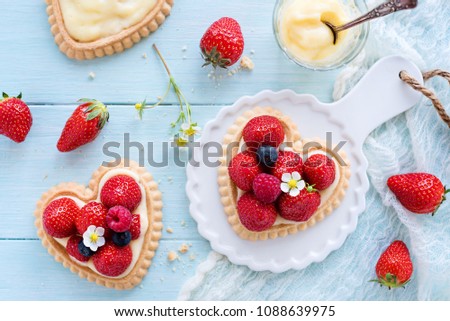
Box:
[78, 240, 94, 257]
[112, 231, 132, 247]
[257, 145, 278, 167]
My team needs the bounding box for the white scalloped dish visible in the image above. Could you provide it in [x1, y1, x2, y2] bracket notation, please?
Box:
[186, 56, 423, 272]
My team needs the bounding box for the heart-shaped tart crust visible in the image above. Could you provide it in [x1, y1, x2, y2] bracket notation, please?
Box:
[218, 107, 351, 241]
[45, 0, 173, 60]
[34, 160, 162, 289]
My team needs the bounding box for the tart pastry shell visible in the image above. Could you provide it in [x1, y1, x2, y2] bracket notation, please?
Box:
[45, 0, 173, 60]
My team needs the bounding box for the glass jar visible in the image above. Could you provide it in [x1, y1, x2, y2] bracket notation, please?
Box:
[273, 0, 369, 70]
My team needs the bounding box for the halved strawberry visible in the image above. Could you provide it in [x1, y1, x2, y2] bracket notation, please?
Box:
[270, 151, 303, 180]
[130, 214, 141, 240]
[43, 197, 80, 238]
[228, 151, 263, 191]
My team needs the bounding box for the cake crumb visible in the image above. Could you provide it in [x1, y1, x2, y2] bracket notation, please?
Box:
[182, 45, 187, 52]
[179, 244, 189, 254]
[142, 53, 148, 59]
[167, 251, 178, 262]
[166, 227, 174, 234]
[88, 71, 96, 79]
[250, 49, 255, 55]
[240, 56, 254, 70]
[172, 267, 177, 272]
[189, 254, 196, 261]
[139, 284, 144, 289]
[180, 220, 186, 227]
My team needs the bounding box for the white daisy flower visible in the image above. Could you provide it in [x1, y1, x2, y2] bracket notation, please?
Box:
[82, 225, 105, 252]
[181, 123, 201, 136]
[280, 171, 306, 197]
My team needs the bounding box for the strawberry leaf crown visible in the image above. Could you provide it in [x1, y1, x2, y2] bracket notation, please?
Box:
[78, 98, 109, 129]
[432, 186, 449, 216]
[201, 46, 231, 69]
[370, 273, 410, 289]
[2, 92, 23, 100]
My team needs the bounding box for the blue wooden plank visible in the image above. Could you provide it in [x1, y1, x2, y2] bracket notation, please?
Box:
[0, 239, 210, 300]
[0, 105, 219, 240]
[0, 0, 339, 105]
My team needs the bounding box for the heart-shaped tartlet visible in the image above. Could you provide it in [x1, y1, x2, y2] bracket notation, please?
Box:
[218, 107, 351, 241]
[34, 160, 162, 289]
[45, 0, 173, 60]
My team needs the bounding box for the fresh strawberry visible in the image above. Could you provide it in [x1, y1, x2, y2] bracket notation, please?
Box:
[66, 235, 90, 262]
[200, 17, 244, 68]
[237, 192, 277, 232]
[303, 154, 336, 190]
[129, 214, 141, 240]
[106, 206, 132, 233]
[387, 173, 448, 214]
[270, 151, 303, 180]
[93, 243, 132, 277]
[57, 99, 109, 152]
[277, 185, 320, 221]
[0, 92, 32, 143]
[76, 201, 109, 235]
[228, 151, 263, 191]
[372, 240, 413, 289]
[253, 173, 282, 203]
[100, 175, 142, 212]
[243, 115, 285, 149]
[43, 197, 80, 238]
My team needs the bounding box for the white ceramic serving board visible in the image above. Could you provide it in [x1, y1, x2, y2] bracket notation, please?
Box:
[186, 56, 423, 273]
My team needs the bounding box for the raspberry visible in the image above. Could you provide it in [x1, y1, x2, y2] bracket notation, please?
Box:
[66, 235, 90, 262]
[106, 206, 132, 233]
[93, 243, 132, 277]
[129, 214, 141, 240]
[228, 151, 263, 191]
[253, 173, 281, 203]
[237, 192, 277, 232]
[43, 197, 80, 238]
[100, 175, 142, 212]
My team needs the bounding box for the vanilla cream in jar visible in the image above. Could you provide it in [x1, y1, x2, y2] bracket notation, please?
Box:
[274, 0, 366, 70]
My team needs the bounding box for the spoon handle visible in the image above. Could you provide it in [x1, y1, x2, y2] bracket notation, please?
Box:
[334, 0, 418, 32]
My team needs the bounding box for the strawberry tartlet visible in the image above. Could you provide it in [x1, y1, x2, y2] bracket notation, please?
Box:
[34, 160, 162, 289]
[218, 107, 351, 241]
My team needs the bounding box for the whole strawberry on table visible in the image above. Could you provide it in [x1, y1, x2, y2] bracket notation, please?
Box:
[372, 240, 413, 289]
[57, 98, 109, 152]
[200, 17, 244, 68]
[387, 173, 448, 215]
[0, 92, 32, 143]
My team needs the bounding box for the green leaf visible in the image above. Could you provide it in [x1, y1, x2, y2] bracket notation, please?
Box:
[2, 92, 8, 99]
[78, 98, 95, 103]
[17, 92, 22, 99]
[86, 109, 101, 121]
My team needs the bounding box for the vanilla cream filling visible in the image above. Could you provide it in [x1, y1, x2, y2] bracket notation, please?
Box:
[53, 168, 149, 279]
[59, 0, 157, 42]
[235, 138, 341, 226]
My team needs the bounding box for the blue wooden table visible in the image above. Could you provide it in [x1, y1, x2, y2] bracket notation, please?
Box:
[0, 0, 342, 300]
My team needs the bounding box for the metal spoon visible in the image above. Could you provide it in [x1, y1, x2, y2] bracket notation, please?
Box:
[323, 0, 418, 45]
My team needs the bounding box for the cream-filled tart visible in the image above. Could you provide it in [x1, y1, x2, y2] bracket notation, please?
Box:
[34, 160, 162, 289]
[46, 0, 173, 60]
[218, 107, 350, 241]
